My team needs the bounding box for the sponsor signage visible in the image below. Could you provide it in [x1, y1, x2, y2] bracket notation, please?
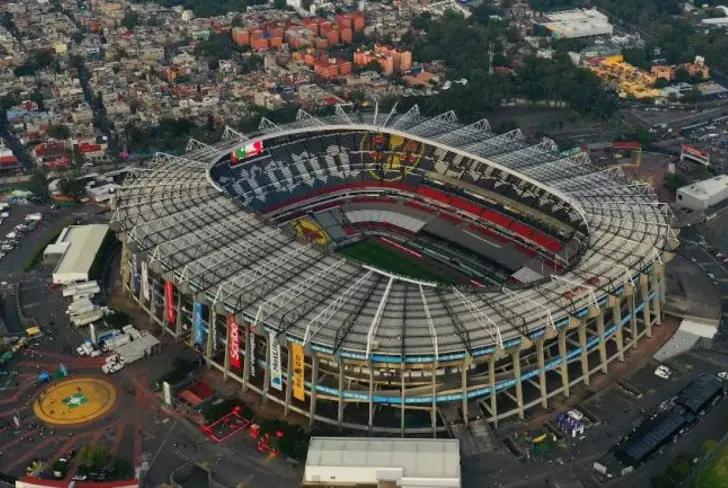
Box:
[230, 140, 263, 165]
[164, 281, 176, 327]
[269, 331, 283, 391]
[193, 302, 206, 347]
[140, 260, 150, 301]
[682, 144, 708, 159]
[248, 325, 256, 379]
[227, 315, 241, 369]
[292, 342, 305, 401]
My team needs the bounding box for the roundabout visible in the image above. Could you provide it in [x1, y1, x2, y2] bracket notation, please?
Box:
[33, 376, 117, 427]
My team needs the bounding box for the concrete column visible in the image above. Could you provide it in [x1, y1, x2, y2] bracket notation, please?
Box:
[558, 328, 570, 398]
[461, 358, 469, 426]
[337, 359, 345, 428]
[512, 348, 524, 420]
[149, 279, 157, 316]
[284, 345, 293, 417]
[205, 307, 214, 362]
[367, 360, 375, 431]
[400, 363, 406, 437]
[431, 363, 438, 437]
[612, 301, 625, 362]
[629, 293, 638, 350]
[577, 321, 589, 386]
[489, 355, 498, 426]
[640, 276, 652, 338]
[651, 273, 662, 325]
[222, 317, 230, 381]
[596, 313, 607, 374]
[536, 339, 547, 409]
[174, 292, 183, 338]
[309, 353, 319, 428]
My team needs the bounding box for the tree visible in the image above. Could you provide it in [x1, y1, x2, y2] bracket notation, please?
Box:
[77, 445, 112, 474]
[663, 173, 687, 193]
[47, 124, 70, 139]
[121, 10, 140, 30]
[274, 0, 286, 9]
[59, 177, 87, 198]
[27, 170, 50, 202]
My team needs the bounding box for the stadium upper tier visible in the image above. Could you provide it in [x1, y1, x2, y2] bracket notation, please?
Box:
[111, 107, 678, 362]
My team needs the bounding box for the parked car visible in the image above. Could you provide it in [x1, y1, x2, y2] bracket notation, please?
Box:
[655, 365, 672, 380]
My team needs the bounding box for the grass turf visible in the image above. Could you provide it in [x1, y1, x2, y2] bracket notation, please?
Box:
[697, 442, 728, 488]
[338, 239, 452, 283]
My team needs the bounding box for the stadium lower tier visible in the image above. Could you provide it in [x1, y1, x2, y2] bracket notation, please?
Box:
[120, 242, 669, 434]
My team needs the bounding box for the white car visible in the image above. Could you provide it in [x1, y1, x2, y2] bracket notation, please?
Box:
[102, 360, 124, 374]
[718, 371, 728, 381]
[655, 365, 672, 380]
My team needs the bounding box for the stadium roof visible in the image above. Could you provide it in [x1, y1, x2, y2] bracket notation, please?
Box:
[110, 107, 677, 361]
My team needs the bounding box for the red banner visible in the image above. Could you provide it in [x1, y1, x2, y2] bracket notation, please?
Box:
[227, 315, 241, 369]
[164, 281, 176, 327]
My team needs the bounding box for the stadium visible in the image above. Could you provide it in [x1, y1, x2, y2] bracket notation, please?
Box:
[110, 106, 678, 434]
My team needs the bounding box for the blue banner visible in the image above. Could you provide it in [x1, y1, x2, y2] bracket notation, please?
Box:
[193, 302, 207, 346]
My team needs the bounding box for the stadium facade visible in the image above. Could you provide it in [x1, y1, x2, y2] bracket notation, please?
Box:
[111, 107, 678, 434]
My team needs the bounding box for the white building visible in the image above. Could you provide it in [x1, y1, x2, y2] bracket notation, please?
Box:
[47, 224, 110, 284]
[541, 8, 614, 38]
[303, 437, 461, 487]
[675, 175, 728, 211]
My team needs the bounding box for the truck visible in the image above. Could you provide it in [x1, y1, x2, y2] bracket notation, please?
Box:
[101, 355, 124, 374]
[99, 333, 130, 352]
[76, 341, 101, 357]
[97, 329, 121, 344]
[67, 297, 95, 316]
[62, 281, 100, 298]
[70, 308, 106, 327]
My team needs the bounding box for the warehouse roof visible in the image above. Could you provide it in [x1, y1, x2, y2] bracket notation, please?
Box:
[304, 437, 460, 481]
[51, 224, 109, 285]
[677, 174, 728, 199]
[615, 409, 690, 465]
[676, 372, 723, 414]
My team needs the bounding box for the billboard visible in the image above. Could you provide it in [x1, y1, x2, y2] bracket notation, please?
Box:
[230, 140, 264, 165]
[193, 302, 206, 347]
[292, 342, 305, 401]
[140, 260, 150, 301]
[681, 144, 710, 166]
[164, 281, 176, 327]
[269, 331, 283, 391]
[248, 326, 256, 379]
[227, 315, 241, 369]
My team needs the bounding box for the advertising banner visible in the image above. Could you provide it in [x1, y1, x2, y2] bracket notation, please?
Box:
[269, 331, 283, 391]
[248, 326, 256, 379]
[131, 253, 139, 293]
[164, 281, 176, 327]
[193, 302, 206, 347]
[227, 315, 241, 369]
[292, 343, 305, 401]
[140, 260, 150, 301]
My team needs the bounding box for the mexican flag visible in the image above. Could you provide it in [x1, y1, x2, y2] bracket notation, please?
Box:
[231, 140, 264, 164]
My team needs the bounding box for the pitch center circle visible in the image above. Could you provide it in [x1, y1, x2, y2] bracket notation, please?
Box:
[33, 377, 117, 427]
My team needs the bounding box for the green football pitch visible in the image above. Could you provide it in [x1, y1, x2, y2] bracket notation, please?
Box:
[338, 239, 454, 284]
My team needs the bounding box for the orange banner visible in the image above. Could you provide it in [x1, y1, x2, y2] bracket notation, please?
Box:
[292, 343, 305, 402]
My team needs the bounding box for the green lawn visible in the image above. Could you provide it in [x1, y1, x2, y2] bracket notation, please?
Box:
[697, 442, 728, 488]
[338, 239, 452, 284]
